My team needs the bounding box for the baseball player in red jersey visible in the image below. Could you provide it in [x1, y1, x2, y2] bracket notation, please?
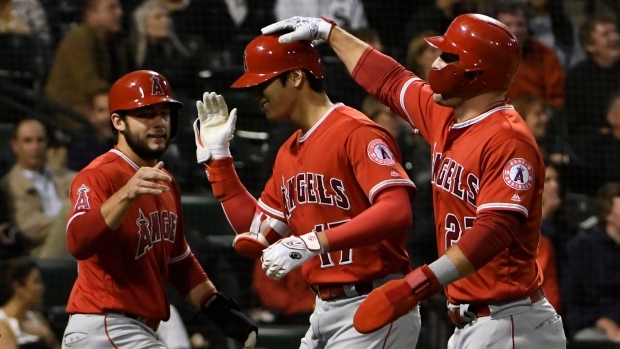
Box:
[62, 70, 257, 349]
[263, 14, 567, 348]
[193, 34, 421, 348]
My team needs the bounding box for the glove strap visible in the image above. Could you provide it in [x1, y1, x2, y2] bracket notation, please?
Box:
[300, 232, 323, 252]
[208, 145, 231, 160]
[404, 264, 443, 302]
[320, 16, 337, 42]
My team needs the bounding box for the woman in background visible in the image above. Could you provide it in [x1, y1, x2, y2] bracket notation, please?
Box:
[0, 257, 59, 349]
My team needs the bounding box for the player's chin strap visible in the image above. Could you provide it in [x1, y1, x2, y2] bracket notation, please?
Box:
[197, 291, 258, 344]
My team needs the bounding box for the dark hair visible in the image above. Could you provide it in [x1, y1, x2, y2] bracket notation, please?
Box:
[0, 258, 38, 306]
[11, 118, 48, 140]
[579, 14, 616, 49]
[595, 182, 620, 227]
[512, 94, 546, 122]
[277, 69, 324, 93]
[494, 2, 532, 22]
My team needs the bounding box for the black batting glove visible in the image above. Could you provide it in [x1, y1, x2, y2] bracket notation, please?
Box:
[200, 292, 258, 345]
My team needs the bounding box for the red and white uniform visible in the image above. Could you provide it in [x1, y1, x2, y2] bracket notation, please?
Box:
[65, 148, 208, 322]
[258, 103, 415, 287]
[353, 49, 544, 305]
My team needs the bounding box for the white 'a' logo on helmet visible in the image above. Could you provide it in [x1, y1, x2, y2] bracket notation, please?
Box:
[151, 76, 165, 96]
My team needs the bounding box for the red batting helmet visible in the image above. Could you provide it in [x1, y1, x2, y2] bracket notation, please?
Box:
[109, 70, 183, 138]
[425, 13, 522, 95]
[231, 34, 324, 88]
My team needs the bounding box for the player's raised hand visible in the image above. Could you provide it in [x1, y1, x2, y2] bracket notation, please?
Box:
[261, 16, 336, 43]
[124, 161, 171, 200]
[194, 92, 237, 162]
[261, 232, 323, 279]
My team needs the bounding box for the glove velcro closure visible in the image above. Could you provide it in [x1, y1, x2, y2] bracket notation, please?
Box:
[200, 292, 258, 343]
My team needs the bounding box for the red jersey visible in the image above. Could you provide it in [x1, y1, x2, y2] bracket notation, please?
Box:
[258, 104, 415, 287]
[65, 148, 207, 321]
[354, 49, 545, 304]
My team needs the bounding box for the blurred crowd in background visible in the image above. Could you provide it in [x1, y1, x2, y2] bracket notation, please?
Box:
[1, 0, 620, 348]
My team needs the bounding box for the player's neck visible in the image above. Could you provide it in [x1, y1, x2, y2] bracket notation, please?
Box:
[291, 93, 334, 134]
[606, 224, 620, 245]
[453, 92, 506, 123]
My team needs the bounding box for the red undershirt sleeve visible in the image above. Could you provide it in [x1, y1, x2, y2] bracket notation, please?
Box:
[456, 210, 522, 270]
[324, 186, 411, 251]
[66, 206, 115, 260]
[205, 157, 257, 233]
[168, 251, 209, 297]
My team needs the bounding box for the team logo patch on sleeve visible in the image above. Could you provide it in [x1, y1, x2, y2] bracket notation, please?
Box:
[367, 139, 396, 166]
[503, 158, 534, 190]
[74, 184, 91, 211]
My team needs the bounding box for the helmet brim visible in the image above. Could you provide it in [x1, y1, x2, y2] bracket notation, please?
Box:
[424, 35, 457, 55]
[112, 95, 183, 113]
[231, 71, 279, 88]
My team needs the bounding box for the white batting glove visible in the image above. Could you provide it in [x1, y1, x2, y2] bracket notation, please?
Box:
[194, 92, 237, 162]
[261, 16, 336, 44]
[261, 232, 323, 280]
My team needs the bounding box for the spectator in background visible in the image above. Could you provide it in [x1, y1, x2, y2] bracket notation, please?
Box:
[0, 0, 51, 45]
[526, 0, 585, 68]
[130, 0, 199, 100]
[562, 182, 620, 342]
[0, 188, 29, 261]
[496, 2, 565, 109]
[538, 161, 568, 315]
[405, 30, 440, 81]
[67, 92, 115, 172]
[564, 15, 620, 144]
[587, 91, 620, 196]
[0, 119, 74, 258]
[403, 0, 476, 52]
[512, 94, 587, 193]
[274, 0, 367, 31]
[44, 0, 128, 117]
[0, 258, 59, 349]
[172, 0, 276, 57]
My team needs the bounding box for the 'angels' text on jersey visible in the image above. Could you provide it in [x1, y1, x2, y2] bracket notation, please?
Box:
[431, 149, 479, 208]
[280, 172, 350, 220]
[135, 208, 178, 259]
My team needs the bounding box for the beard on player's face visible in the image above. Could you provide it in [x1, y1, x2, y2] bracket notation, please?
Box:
[121, 122, 170, 160]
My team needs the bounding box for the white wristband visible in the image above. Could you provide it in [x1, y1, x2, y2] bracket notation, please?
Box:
[208, 145, 231, 159]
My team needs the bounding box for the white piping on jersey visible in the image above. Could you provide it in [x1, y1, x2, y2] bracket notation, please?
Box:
[451, 105, 515, 129]
[109, 149, 140, 171]
[300, 103, 344, 142]
[169, 246, 191, 263]
[258, 199, 285, 219]
[368, 179, 415, 204]
[66, 211, 86, 233]
[400, 77, 422, 129]
[221, 202, 237, 233]
[477, 202, 528, 217]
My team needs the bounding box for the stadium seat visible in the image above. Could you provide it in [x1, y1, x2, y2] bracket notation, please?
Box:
[181, 194, 235, 237]
[36, 258, 77, 307]
[0, 122, 14, 175]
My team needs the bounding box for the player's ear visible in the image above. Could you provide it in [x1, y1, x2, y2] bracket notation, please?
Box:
[111, 112, 126, 133]
[290, 69, 304, 88]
